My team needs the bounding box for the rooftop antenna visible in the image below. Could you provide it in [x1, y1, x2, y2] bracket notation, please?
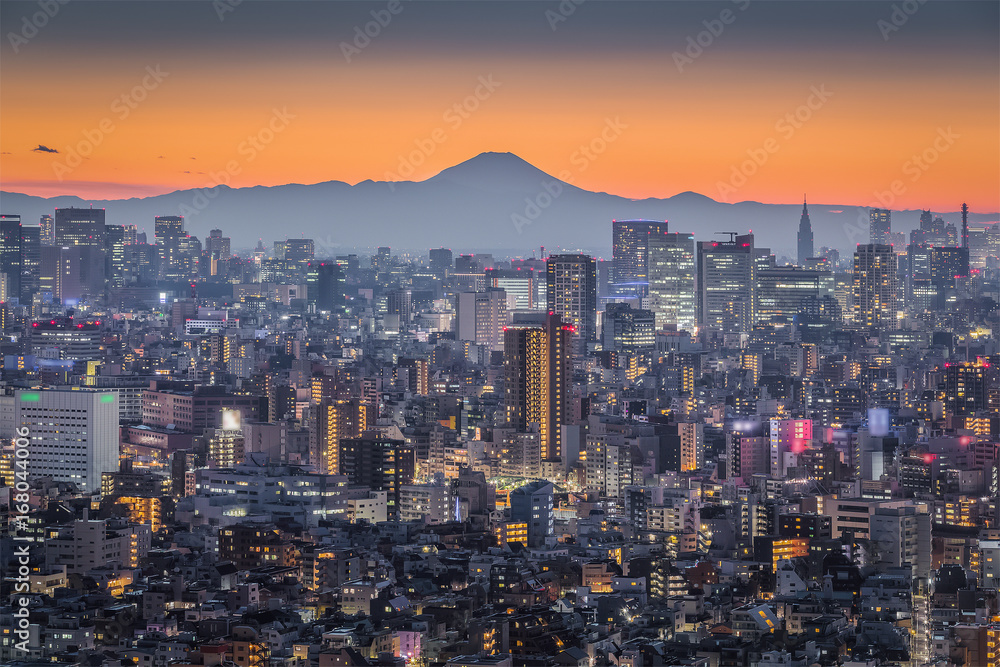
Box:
[715, 232, 739, 243]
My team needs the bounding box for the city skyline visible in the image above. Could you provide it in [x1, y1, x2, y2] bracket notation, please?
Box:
[1, 1, 998, 213]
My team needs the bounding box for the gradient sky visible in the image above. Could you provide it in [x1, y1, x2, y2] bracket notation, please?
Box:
[1, 1, 997, 212]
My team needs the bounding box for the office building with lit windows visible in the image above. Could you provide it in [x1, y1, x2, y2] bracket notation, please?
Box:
[503, 312, 573, 463]
[546, 253, 597, 351]
[647, 231, 696, 332]
[15, 388, 119, 494]
[870, 208, 891, 245]
[611, 219, 667, 296]
[852, 244, 898, 331]
[697, 233, 755, 333]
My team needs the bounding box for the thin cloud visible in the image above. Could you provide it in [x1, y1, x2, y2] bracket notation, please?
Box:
[32, 144, 59, 154]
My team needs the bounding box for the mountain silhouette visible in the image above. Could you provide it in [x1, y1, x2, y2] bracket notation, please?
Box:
[1, 152, 995, 258]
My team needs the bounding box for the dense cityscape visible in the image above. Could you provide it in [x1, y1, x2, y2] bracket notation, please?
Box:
[0, 201, 998, 667]
[2, 0, 999, 665]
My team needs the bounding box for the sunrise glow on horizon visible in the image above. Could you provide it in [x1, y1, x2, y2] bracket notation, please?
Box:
[1, 1, 997, 214]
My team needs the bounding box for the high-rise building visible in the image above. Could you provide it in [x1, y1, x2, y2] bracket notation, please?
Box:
[546, 253, 597, 351]
[943, 359, 990, 416]
[797, 197, 814, 265]
[852, 244, 898, 331]
[429, 247, 453, 278]
[339, 431, 415, 518]
[154, 215, 186, 280]
[869, 208, 891, 245]
[611, 219, 667, 296]
[0, 214, 22, 302]
[123, 224, 137, 246]
[306, 261, 345, 312]
[372, 246, 391, 273]
[697, 233, 755, 333]
[455, 289, 508, 351]
[19, 219, 41, 303]
[55, 207, 106, 248]
[52, 208, 108, 298]
[284, 237, 314, 262]
[387, 288, 413, 326]
[486, 268, 538, 309]
[503, 312, 573, 463]
[663, 421, 704, 473]
[105, 224, 127, 288]
[647, 231, 696, 332]
[312, 399, 368, 474]
[755, 266, 834, 324]
[205, 228, 232, 278]
[39, 214, 54, 245]
[15, 388, 119, 493]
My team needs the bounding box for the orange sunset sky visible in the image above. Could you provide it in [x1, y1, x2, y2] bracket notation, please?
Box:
[1, 1, 997, 212]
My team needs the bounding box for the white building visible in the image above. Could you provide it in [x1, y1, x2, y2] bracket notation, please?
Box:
[15, 388, 118, 493]
[399, 484, 454, 524]
[45, 518, 152, 574]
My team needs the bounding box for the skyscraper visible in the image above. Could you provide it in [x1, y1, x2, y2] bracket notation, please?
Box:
[54, 207, 106, 248]
[19, 219, 41, 304]
[852, 244, 898, 331]
[105, 224, 127, 289]
[0, 214, 22, 302]
[205, 228, 232, 278]
[154, 215, 186, 281]
[647, 231, 696, 332]
[50, 208, 107, 301]
[869, 208, 891, 245]
[39, 214, 54, 245]
[503, 312, 573, 463]
[313, 398, 368, 474]
[339, 431, 415, 518]
[611, 219, 667, 296]
[306, 261, 345, 312]
[546, 253, 597, 352]
[697, 233, 756, 333]
[797, 197, 814, 265]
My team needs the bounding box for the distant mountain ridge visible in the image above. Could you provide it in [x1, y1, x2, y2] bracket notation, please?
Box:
[1, 152, 995, 259]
